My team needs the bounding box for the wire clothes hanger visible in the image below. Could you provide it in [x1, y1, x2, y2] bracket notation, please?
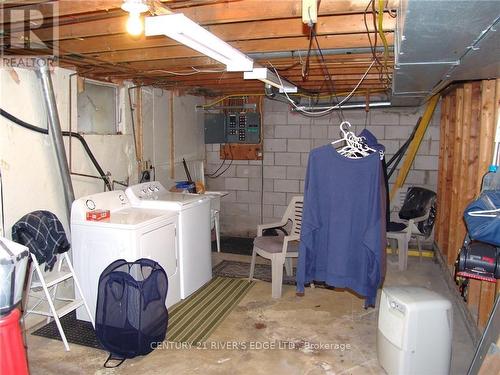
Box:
[331, 121, 384, 160]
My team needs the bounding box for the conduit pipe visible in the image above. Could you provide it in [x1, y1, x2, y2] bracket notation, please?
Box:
[247, 47, 389, 61]
[37, 62, 75, 219]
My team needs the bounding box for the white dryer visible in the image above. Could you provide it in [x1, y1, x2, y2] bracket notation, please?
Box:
[125, 181, 212, 299]
[71, 190, 181, 322]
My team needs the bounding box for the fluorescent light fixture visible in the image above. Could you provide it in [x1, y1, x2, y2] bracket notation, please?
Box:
[244, 67, 297, 93]
[145, 14, 254, 72]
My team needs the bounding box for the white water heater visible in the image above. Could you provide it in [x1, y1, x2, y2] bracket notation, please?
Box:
[377, 286, 453, 375]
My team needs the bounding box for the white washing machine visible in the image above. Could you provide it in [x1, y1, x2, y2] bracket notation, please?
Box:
[125, 181, 212, 299]
[71, 190, 181, 322]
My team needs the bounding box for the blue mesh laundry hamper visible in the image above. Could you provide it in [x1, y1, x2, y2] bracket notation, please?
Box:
[95, 258, 169, 367]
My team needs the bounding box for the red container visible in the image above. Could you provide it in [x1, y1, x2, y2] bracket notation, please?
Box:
[0, 309, 29, 375]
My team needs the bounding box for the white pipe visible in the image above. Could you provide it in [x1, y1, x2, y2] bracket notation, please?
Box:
[293, 101, 391, 111]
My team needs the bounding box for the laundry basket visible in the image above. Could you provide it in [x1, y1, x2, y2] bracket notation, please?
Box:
[95, 258, 169, 367]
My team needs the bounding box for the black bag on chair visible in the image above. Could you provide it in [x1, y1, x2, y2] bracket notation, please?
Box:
[398, 187, 436, 220]
[95, 258, 169, 367]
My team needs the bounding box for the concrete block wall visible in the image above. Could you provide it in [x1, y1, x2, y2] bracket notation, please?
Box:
[205, 98, 441, 237]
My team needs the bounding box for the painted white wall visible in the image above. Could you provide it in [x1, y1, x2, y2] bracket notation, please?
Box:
[141, 88, 205, 189]
[0, 66, 137, 238]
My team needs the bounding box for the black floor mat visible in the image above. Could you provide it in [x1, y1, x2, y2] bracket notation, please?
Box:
[31, 311, 102, 349]
[211, 237, 254, 255]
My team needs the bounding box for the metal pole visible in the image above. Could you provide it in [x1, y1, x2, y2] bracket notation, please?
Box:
[37, 61, 75, 219]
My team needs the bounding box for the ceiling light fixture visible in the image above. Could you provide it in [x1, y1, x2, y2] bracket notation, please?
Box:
[121, 0, 149, 36]
[243, 67, 297, 93]
[145, 13, 254, 72]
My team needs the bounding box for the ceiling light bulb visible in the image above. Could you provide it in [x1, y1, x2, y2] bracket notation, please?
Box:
[126, 12, 143, 36]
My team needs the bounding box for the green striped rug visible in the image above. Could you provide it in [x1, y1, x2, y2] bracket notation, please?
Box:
[166, 277, 255, 343]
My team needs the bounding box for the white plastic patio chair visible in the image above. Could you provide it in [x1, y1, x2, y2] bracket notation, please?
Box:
[249, 196, 303, 298]
[387, 187, 435, 271]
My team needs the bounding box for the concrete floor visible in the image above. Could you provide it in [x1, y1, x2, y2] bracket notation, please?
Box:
[25, 252, 475, 375]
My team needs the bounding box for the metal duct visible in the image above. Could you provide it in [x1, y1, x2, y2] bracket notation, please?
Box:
[392, 0, 500, 106]
[37, 62, 75, 220]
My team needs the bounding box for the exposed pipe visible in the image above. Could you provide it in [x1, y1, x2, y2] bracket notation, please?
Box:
[247, 47, 389, 60]
[37, 62, 75, 219]
[68, 72, 78, 177]
[292, 101, 391, 111]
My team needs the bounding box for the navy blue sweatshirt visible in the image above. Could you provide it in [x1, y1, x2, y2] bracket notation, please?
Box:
[296, 144, 385, 306]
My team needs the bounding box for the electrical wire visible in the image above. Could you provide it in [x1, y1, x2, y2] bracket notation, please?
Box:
[364, 0, 383, 78]
[149, 67, 227, 76]
[201, 93, 265, 109]
[302, 24, 315, 80]
[377, 0, 391, 84]
[208, 152, 233, 178]
[205, 157, 227, 177]
[310, 27, 345, 122]
[271, 60, 377, 117]
[0, 108, 112, 190]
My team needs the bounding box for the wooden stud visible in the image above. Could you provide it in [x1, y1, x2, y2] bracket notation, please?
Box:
[478, 282, 496, 330]
[447, 86, 464, 265]
[465, 82, 484, 322]
[441, 92, 457, 258]
[169, 92, 175, 179]
[474, 80, 498, 330]
[496, 78, 500, 295]
[435, 94, 449, 247]
[136, 87, 143, 167]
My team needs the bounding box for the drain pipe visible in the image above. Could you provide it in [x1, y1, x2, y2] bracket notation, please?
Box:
[37, 62, 75, 219]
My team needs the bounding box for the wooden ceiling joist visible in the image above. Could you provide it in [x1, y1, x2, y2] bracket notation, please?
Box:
[2, 0, 397, 96]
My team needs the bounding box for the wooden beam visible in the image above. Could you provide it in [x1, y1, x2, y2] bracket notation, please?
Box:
[6, 0, 399, 33]
[57, 13, 395, 54]
[476, 79, 500, 330]
[435, 94, 449, 247]
[447, 87, 464, 265]
[169, 91, 174, 179]
[442, 92, 457, 257]
[108, 52, 386, 72]
[464, 82, 483, 321]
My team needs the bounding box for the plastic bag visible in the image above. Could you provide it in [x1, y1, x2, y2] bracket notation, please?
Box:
[399, 187, 436, 220]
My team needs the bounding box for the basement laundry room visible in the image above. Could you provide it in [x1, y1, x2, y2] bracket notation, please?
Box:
[0, 0, 499, 374]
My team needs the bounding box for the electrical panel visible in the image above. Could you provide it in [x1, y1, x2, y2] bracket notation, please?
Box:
[226, 112, 260, 144]
[204, 112, 260, 144]
[204, 113, 226, 144]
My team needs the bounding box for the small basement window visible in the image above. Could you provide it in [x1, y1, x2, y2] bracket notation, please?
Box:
[77, 79, 119, 134]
